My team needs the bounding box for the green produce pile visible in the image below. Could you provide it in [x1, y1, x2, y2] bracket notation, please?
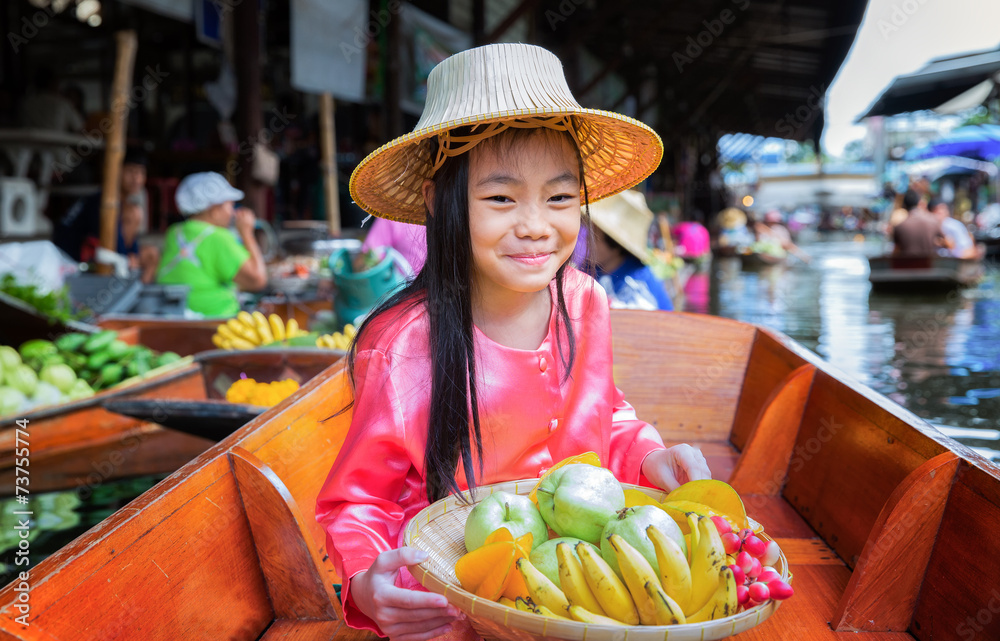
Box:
[0, 332, 182, 419]
[0, 274, 88, 323]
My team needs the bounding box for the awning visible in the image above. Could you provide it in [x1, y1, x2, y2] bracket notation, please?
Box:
[859, 46, 1000, 120]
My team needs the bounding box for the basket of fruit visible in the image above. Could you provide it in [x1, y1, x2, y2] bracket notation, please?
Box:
[403, 457, 792, 641]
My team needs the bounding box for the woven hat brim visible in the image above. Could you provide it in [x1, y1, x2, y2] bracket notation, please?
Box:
[349, 109, 663, 225]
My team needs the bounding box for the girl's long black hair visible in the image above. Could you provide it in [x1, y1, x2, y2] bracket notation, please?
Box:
[347, 124, 592, 503]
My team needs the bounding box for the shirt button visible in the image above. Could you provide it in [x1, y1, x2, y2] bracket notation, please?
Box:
[539, 356, 548, 372]
[549, 418, 558, 432]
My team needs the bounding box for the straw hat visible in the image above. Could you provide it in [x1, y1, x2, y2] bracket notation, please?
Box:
[717, 207, 748, 230]
[587, 189, 653, 264]
[349, 43, 663, 224]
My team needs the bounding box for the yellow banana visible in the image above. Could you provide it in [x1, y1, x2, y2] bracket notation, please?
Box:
[268, 313, 285, 341]
[516, 557, 569, 614]
[643, 580, 687, 625]
[237, 311, 256, 329]
[498, 597, 516, 608]
[575, 542, 639, 625]
[228, 335, 257, 350]
[286, 318, 301, 338]
[515, 597, 537, 613]
[211, 334, 230, 349]
[227, 318, 259, 344]
[556, 542, 606, 617]
[606, 534, 659, 625]
[536, 605, 569, 620]
[335, 333, 350, 350]
[686, 513, 700, 566]
[685, 566, 737, 623]
[252, 311, 274, 344]
[647, 525, 692, 613]
[686, 516, 727, 616]
[343, 323, 357, 338]
[216, 324, 239, 343]
[567, 605, 627, 626]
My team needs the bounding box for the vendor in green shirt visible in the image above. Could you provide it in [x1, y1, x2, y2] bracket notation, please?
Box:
[156, 172, 268, 317]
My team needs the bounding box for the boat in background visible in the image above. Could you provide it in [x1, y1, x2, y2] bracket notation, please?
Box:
[739, 251, 786, 270]
[1, 309, 998, 640]
[868, 255, 984, 291]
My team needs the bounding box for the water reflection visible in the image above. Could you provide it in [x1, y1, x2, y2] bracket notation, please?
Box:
[694, 235, 1000, 462]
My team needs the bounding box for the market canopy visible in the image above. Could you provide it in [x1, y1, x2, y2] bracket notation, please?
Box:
[859, 46, 1000, 120]
[903, 124, 1000, 161]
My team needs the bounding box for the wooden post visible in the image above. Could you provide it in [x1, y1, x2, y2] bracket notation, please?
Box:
[234, 0, 264, 216]
[97, 30, 138, 270]
[319, 93, 340, 236]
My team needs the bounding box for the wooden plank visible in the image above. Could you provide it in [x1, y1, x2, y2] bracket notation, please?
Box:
[610, 310, 755, 442]
[773, 538, 843, 565]
[261, 620, 340, 640]
[783, 371, 942, 569]
[695, 439, 740, 482]
[0, 458, 273, 639]
[834, 452, 960, 632]
[730, 364, 815, 495]
[730, 331, 808, 451]
[911, 462, 1000, 641]
[228, 447, 339, 620]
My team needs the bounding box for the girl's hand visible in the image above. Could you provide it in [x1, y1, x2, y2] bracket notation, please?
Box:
[642, 445, 712, 491]
[350, 547, 465, 641]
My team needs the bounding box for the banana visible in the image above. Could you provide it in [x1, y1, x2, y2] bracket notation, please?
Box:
[252, 311, 275, 344]
[567, 605, 627, 626]
[536, 605, 569, 620]
[647, 525, 692, 613]
[229, 317, 260, 344]
[606, 534, 659, 625]
[228, 335, 257, 350]
[575, 542, 640, 625]
[268, 313, 286, 342]
[643, 580, 687, 625]
[517, 557, 569, 614]
[498, 597, 516, 608]
[685, 566, 737, 623]
[686, 513, 700, 566]
[216, 324, 240, 343]
[556, 542, 606, 617]
[515, 597, 537, 613]
[286, 318, 301, 338]
[211, 334, 230, 349]
[343, 323, 357, 338]
[237, 311, 256, 330]
[686, 516, 727, 616]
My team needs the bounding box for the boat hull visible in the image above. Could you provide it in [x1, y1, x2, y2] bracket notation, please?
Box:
[868, 255, 983, 291]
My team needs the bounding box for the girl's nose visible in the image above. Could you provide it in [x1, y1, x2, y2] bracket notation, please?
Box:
[515, 203, 551, 239]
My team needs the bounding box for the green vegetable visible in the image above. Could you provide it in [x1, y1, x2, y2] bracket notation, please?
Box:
[99, 364, 124, 386]
[286, 333, 320, 347]
[19, 339, 57, 361]
[86, 351, 112, 370]
[0, 387, 26, 415]
[40, 363, 77, 394]
[82, 331, 117, 354]
[32, 381, 63, 407]
[105, 340, 130, 360]
[0, 273, 87, 323]
[5, 364, 38, 396]
[66, 379, 94, 401]
[55, 333, 89, 352]
[0, 346, 22, 372]
[125, 361, 140, 378]
[155, 352, 182, 367]
[133, 353, 151, 377]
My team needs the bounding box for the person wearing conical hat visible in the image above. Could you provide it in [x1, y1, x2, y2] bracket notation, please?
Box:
[316, 44, 711, 640]
[589, 189, 674, 311]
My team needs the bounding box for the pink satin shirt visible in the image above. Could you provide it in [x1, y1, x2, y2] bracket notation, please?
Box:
[315, 268, 667, 634]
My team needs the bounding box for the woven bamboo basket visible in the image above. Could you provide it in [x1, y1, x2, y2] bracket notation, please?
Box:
[404, 479, 790, 641]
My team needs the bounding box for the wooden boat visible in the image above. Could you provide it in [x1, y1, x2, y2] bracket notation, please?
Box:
[2, 309, 999, 640]
[739, 251, 786, 270]
[0, 348, 343, 496]
[868, 255, 984, 291]
[96, 315, 220, 356]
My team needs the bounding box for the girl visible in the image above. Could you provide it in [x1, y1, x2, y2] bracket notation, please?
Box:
[317, 43, 711, 641]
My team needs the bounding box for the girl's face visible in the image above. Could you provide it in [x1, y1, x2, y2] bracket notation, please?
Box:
[467, 132, 581, 301]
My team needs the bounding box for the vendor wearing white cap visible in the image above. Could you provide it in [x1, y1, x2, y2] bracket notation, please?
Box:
[156, 172, 267, 317]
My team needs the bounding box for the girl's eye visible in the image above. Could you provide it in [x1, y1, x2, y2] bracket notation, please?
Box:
[550, 194, 574, 203]
[488, 195, 512, 203]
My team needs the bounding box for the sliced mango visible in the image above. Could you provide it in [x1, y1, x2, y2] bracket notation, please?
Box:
[455, 540, 516, 599]
[528, 451, 601, 505]
[623, 488, 662, 508]
[663, 479, 749, 530]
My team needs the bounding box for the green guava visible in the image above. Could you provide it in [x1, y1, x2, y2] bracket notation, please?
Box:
[600, 505, 687, 579]
[535, 463, 625, 544]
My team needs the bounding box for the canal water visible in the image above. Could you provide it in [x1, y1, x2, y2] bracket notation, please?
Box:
[2, 232, 998, 585]
[684, 231, 1000, 463]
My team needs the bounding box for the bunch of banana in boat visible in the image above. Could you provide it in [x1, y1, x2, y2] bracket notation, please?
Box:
[454, 454, 793, 625]
[212, 312, 313, 350]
